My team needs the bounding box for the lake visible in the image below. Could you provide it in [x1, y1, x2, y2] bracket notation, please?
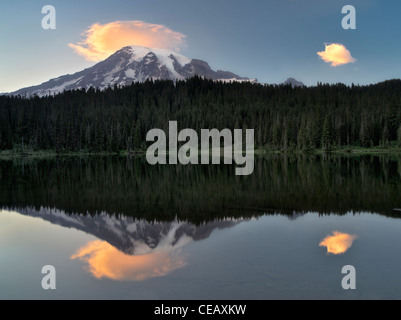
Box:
[1, 153, 401, 299]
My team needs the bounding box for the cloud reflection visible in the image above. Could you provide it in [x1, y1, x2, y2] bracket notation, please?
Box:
[319, 231, 357, 254]
[71, 240, 187, 281]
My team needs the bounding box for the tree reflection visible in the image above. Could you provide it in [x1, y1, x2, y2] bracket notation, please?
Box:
[1, 154, 401, 223]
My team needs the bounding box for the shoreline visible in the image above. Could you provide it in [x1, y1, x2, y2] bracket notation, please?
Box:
[1, 146, 400, 159]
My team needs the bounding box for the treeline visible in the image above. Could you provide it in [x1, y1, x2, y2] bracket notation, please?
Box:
[0, 76, 401, 153]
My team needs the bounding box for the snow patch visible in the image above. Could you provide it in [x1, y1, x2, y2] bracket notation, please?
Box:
[125, 68, 136, 78]
[46, 76, 84, 94]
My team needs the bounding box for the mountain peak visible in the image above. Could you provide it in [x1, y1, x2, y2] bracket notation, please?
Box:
[283, 77, 305, 88]
[8, 45, 256, 97]
[117, 45, 192, 68]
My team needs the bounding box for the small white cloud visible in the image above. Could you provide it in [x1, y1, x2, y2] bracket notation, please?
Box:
[317, 43, 356, 67]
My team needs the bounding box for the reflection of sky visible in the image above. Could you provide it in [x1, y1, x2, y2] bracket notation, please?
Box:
[319, 231, 357, 254]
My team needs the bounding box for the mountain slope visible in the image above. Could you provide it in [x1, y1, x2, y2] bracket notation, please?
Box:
[8, 46, 257, 97]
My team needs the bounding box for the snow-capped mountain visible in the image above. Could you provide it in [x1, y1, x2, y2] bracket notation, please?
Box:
[8, 46, 257, 97]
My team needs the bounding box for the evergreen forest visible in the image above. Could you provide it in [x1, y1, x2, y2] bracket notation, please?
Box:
[1, 76, 401, 154]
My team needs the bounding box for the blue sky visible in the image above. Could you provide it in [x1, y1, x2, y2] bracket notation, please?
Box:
[1, 0, 401, 93]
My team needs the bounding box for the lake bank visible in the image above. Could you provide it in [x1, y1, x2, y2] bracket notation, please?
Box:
[1, 145, 401, 159]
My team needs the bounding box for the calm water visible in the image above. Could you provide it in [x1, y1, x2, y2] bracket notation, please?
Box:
[1, 154, 401, 299]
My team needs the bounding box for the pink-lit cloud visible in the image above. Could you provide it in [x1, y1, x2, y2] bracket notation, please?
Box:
[69, 20, 187, 61]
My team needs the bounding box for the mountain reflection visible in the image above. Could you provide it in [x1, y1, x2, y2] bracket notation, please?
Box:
[71, 220, 193, 281]
[319, 231, 357, 254]
[9, 207, 245, 280]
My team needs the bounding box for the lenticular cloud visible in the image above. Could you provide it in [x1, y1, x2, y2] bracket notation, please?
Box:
[317, 43, 356, 67]
[69, 20, 187, 61]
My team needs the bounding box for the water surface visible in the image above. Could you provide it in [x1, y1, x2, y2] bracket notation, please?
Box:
[1, 154, 401, 299]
